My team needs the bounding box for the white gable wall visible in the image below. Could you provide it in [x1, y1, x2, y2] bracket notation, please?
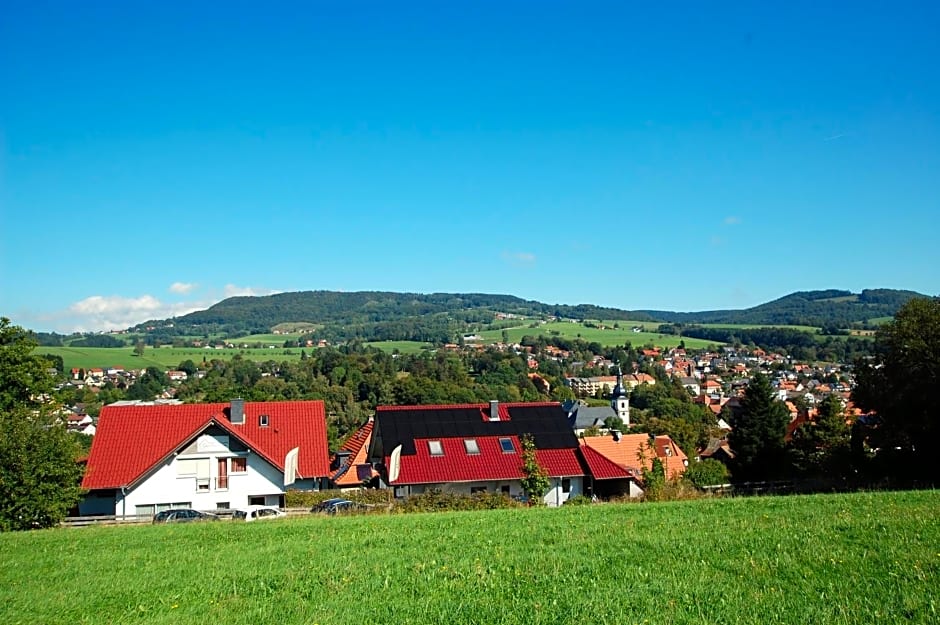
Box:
[114, 446, 287, 517]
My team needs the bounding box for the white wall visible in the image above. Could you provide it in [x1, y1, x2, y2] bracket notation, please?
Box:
[542, 476, 583, 507]
[114, 448, 288, 517]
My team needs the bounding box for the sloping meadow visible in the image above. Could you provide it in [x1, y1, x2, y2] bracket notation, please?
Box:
[1, 490, 937, 624]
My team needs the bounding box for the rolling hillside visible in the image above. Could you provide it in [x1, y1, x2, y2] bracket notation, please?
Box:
[123, 288, 930, 343]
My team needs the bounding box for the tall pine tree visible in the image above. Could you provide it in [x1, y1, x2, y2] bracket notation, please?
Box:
[728, 372, 790, 482]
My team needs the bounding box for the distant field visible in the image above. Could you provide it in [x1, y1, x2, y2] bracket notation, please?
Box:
[227, 333, 296, 344]
[0, 490, 937, 624]
[699, 323, 821, 333]
[477, 321, 722, 349]
[364, 340, 433, 354]
[36, 346, 307, 371]
[867, 316, 893, 325]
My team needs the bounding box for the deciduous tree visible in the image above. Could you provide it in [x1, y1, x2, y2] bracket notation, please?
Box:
[0, 318, 84, 531]
[853, 297, 940, 482]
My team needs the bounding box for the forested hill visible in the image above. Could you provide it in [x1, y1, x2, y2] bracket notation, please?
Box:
[136, 291, 659, 339]
[643, 289, 929, 327]
[129, 288, 930, 342]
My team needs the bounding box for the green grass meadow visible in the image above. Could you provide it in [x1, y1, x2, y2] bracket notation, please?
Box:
[1, 490, 937, 624]
[364, 340, 434, 354]
[37, 346, 307, 372]
[477, 321, 722, 350]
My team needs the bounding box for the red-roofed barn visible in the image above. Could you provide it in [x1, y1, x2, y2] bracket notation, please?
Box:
[80, 399, 330, 517]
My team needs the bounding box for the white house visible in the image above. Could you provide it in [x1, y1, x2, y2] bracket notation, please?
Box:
[80, 399, 330, 518]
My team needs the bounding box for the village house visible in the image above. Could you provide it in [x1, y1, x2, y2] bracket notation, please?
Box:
[367, 401, 585, 506]
[80, 399, 330, 518]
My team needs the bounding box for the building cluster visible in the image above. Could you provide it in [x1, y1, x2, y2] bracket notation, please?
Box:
[79, 368, 687, 518]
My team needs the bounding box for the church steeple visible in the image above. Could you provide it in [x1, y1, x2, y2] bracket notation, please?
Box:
[611, 364, 630, 426]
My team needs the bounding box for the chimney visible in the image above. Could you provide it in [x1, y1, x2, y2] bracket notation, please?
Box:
[230, 398, 244, 425]
[489, 400, 500, 421]
[611, 430, 621, 442]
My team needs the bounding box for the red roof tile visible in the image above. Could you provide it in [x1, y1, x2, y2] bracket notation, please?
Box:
[82, 401, 330, 489]
[390, 435, 583, 485]
[578, 444, 636, 480]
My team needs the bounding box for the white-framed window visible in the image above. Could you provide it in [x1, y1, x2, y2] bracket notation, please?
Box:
[259, 414, 269, 427]
[499, 438, 515, 453]
[216, 502, 230, 510]
[428, 440, 444, 456]
[464, 439, 480, 455]
[230, 457, 247, 473]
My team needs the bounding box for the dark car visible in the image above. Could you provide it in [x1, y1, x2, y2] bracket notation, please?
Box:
[152, 508, 219, 524]
[310, 498, 373, 515]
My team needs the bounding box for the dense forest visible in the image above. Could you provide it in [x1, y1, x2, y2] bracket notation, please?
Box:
[644, 289, 926, 327]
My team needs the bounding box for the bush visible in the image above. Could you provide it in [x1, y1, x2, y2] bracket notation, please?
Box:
[563, 494, 594, 506]
[683, 459, 731, 488]
[285, 488, 393, 509]
[392, 490, 522, 514]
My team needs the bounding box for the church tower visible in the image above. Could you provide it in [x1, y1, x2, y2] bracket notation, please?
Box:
[611, 364, 630, 426]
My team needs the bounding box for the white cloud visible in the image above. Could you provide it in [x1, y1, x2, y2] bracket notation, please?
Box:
[501, 251, 537, 266]
[22, 284, 281, 333]
[223, 284, 279, 298]
[59, 294, 205, 333]
[169, 281, 198, 294]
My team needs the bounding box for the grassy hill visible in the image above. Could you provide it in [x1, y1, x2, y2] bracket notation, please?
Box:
[1, 490, 937, 624]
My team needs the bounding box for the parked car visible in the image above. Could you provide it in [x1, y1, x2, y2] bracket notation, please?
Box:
[152, 508, 219, 524]
[232, 505, 286, 522]
[311, 498, 373, 515]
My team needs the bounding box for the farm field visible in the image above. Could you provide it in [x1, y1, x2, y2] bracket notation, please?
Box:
[476, 321, 722, 350]
[364, 340, 433, 354]
[36, 345, 307, 372]
[1, 490, 936, 624]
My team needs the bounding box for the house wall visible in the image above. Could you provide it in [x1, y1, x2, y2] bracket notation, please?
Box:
[112, 446, 289, 517]
[542, 476, 583, 507]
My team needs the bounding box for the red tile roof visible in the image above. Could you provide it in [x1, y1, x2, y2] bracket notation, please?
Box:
[82, 401, 330, 489]
[331, 418, 376, 487]
[578, 444, 636, 480]
[390, 435, 583, 485]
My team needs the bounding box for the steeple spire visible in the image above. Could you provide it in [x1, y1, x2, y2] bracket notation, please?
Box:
[611, 363, 630, 426]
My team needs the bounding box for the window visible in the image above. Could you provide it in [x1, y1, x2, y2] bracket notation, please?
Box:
[562, 478, 571, 494]
[499, 438, 515, 453]
[470, 486, 487, 494]
[231, 457, 247, 473]
[464, 439, 480, 455]
[249, 496, 265, 506]
[259, 414, 269, 427]
[428, 440, 444, 456]
[216, 502, 230, 511]
[196, 478, 210, 491]
[136, 505, 155, 518]
[501, 485, 511, 495]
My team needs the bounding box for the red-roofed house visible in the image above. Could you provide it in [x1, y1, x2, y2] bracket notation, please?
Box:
[80, 399, 330, 517]
[367, 401, 585, 506]
[330, 418, 379, 489]
[580, 432, 689, 497]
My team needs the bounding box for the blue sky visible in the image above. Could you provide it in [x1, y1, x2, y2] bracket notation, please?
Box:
[2, 1, 938, 332]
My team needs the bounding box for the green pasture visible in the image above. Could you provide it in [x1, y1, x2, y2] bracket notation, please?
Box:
[36, 346, 307, 372]
[477, 321, 722, 350]
[227, 333, 296, 344]
[364, 340, 434, 354]
[0, 490, 937, 624]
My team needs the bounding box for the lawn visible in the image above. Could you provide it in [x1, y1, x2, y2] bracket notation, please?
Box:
[1, 490, 936, 624]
